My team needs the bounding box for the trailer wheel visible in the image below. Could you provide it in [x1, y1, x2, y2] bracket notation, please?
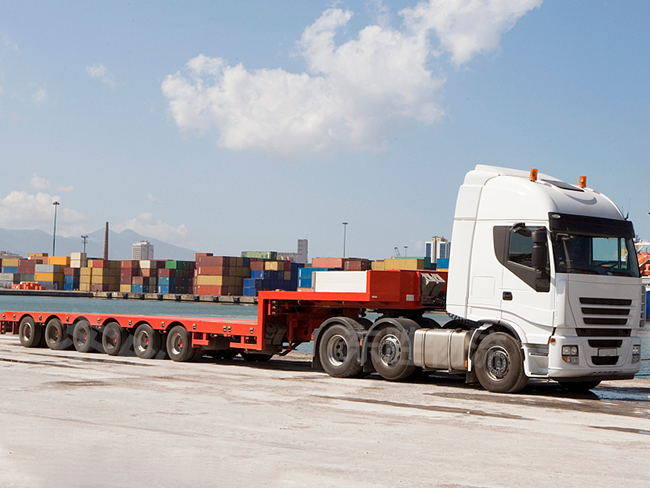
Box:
[133, 323, 162, 360]
[45, 318, 72, 350]
[73, 320, 101, 353]
[166, 325, 195, 362]
[318, 324, 363, 378]
[241, 352, 273, 362]
[558, 380, 601, 392]
[370, 326, 416, 381]
[102, 322, 128, 356]
[18, 316, 42, 348]
[475, 332, 528, 393]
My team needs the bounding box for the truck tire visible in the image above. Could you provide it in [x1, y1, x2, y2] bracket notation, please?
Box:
[19, 316, 42, 348]
[133, 323, 162, 360]
[102, 322, 129, 356]
[558, 380, 601, 392]
[241, 352, 273, 362]
[475, 332, 528, 393]
[73, 320, 101, 353]
[45, 318, 72, 350]
[370, 326, 416, 381]
[318, 324, 363, 378]
[166, 325, 195, 362]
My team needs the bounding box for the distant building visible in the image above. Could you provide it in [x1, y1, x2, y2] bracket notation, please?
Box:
[272, 239, 309, 264]
[0, 251, 21, 259]
[425, 236, 450, 266]
[132, 241, 154, 260]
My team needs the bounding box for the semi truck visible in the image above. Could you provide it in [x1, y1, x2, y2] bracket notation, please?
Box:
[1, 165, 644, 393]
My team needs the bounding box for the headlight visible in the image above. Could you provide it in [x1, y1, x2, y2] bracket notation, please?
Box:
[633, 345, 641, 355]
[562, 345, 579, 364]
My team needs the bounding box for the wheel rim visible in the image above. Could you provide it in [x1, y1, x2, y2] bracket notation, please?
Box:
[171, 334, 183, 355]
[47, 327, 59, 342]
[136, 331, 149, 353]
[77, 329, 88, 346]
[23, 324, 33, 340]
[485, 345, 510, 380]
[326, 334, 348, 366]
[378, 334, 401, 367]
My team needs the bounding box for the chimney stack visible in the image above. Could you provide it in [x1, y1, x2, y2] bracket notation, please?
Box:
[103, 222, 109, 260]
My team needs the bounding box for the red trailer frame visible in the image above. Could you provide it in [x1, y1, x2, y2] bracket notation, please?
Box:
[1, 270, 447, 359]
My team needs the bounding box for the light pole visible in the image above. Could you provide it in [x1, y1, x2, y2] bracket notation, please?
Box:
[81, 235, 88, 254]
[404, 245, 408, 258]
[52, 201, 60, 256]
[342, 222, 348, 258]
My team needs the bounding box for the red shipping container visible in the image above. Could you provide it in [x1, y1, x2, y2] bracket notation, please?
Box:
[121, 260, 139, 268]
[132, 276, 151, 285]
[196, 255, 230, 267]
[18, 265, 37, 274]
[198, 266, 227, 276]
[121, 268, 140, 277]
[90, 259, 110, 268]
[120, 275, 131, 284]
[250, 261, 265, 270]
[91, 283, 111, 292]
[195, 253, 213, 259]
[196, 285, 229, 296]
[312, 257, 346, 269]
[141, 268, 158, 277]
[158, 268, 172, 277]
[63, 268, 80, 276]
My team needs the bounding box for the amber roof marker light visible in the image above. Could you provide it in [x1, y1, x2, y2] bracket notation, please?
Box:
[579, 176, 587, 188]
[529, 168, 538, 182]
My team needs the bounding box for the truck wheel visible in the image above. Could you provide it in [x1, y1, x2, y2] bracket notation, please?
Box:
[241, 352, 273, 362]
[318, 324, 363, 378]
[475, 332, 528, 393]
[370, 326, 416, 381]
[18, 316, 42, 348]
[45, 318, 72, 350]
[166, 325, 195, 362]
[73, 320, 101, 353]
[133, 323, 162, 360]
[102, 322, 128, 356]
[558, 380, 601, 392]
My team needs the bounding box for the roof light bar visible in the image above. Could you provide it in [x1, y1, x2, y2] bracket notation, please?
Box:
[579, 176, 587, 188]
[529, 168, 538, 182]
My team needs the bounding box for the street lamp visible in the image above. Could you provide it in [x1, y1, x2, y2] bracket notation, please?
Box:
[404, 245, 408, 258]
[81, 235, 88, 254]
[52, 201, 60, 256]
[342, 222, 348, 258]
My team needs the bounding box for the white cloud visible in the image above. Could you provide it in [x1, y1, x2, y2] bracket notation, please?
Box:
[114, 213, 188, 244]
[0, 191, 85, 232]
[86, 63, 116, 87]
[30, 173, 50, 190]
[162, 0, 541, 158]
[32, 86, 47, 103]
[56, 186, 74, 192]
[401, 0, 542, 67]
[3, 36, 18, 51]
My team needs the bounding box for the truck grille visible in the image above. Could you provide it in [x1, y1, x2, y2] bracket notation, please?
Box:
[579, 297, 631, 326]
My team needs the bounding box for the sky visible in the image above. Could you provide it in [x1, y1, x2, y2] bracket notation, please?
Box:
[1, 0, 649, 260]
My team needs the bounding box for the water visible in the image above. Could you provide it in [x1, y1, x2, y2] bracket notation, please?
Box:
[1, 295, 649, 377]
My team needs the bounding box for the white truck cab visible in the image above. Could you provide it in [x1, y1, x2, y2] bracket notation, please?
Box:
[445, 165, 643, 392]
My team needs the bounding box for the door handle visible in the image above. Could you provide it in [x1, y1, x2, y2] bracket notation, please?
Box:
[503, 291, 513, 301]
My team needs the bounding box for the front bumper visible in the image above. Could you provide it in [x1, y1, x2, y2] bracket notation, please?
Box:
[547, 330, 641, 380]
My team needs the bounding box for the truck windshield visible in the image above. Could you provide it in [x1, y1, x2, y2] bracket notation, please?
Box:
[549, 212, 639, 277]
[552, 234, 639, 277]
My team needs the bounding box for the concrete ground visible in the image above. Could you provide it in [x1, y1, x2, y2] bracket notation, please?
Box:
[1, 334, 650, 488]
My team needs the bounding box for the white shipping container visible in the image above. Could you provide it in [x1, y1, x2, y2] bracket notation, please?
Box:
[313, 271, 368, 293]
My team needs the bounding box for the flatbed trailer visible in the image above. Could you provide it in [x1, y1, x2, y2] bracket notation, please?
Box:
[1, 269, 448, 375]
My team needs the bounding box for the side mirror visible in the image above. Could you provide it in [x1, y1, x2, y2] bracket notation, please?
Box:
[532, 228, 548, 270]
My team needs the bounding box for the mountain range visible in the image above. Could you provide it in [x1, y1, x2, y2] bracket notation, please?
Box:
[0, 228, 197, 261]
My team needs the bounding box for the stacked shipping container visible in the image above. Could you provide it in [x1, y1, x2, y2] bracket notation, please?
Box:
[195, 254, 249, 296]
